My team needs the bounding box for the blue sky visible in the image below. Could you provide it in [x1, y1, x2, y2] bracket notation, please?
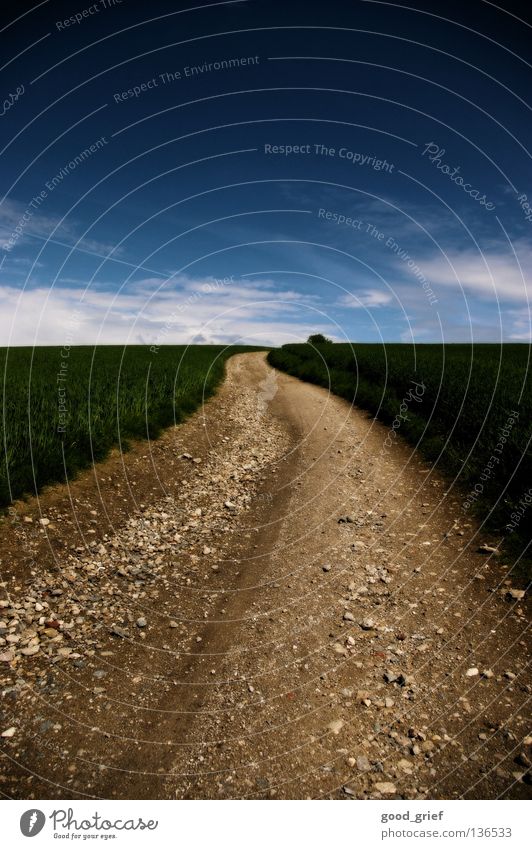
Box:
[1, 0, 531, 345]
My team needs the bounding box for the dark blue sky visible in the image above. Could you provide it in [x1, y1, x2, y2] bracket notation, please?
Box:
[1, 0, 531, 345]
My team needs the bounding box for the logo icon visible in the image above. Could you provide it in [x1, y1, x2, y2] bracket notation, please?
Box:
[20, 810, 46, 837]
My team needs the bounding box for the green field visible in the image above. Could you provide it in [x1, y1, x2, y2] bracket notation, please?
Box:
[268, 343, 532, 548]
[0, 345, 260, 507]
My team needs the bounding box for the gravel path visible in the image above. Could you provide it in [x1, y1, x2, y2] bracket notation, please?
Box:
[0, 352, 529, 799]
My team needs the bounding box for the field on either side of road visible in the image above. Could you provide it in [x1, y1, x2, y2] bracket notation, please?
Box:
[268, 343, 532, 559]
[0, 345, 264, 507]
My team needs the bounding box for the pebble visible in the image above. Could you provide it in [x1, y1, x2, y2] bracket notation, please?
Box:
[136, 617, 147, 628]
[327, 719, 344, 735]
[343, 611, 355, 622]
[516, 752, 531, 768]
[465, 667, 479, 677]
[507, 589, 525, 601]
[375, 782, 397, 795]
[360, 617, 375, 630]
[356, 755, 371, 772]
[1, 727, 16, 738]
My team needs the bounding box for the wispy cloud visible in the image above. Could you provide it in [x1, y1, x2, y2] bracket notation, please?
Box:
[336, 290, 394, 308]
[0, 198, 122, 260]
[0, 275, 329, 346]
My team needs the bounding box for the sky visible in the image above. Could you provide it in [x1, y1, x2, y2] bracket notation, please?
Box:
[0, 0, 531, 346]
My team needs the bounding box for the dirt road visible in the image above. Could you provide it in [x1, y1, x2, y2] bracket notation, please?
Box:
[0, 352, 529, 799]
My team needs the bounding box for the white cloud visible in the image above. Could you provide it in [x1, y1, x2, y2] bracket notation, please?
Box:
[336, 290, 394, 309]
[406, 239, 532, 305]
[0, 197, 122, 259]
[0, 275, 330, 346]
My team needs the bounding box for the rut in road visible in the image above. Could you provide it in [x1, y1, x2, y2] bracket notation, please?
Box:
[0, 353, 529, 800]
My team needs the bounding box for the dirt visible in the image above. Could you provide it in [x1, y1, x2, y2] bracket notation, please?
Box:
[0, 352, 530, 800]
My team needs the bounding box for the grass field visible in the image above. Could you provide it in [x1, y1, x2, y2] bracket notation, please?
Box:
[0, 345, 260, 507]
[268, 343, 532, 548]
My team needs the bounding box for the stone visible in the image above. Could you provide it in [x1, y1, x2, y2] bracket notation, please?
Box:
[136, 617, 147, 628]
[327, 719, 344, 735]
[356, 755, 371, 772]
[356, 690, 371, 704]
[1, 727, 16, 738]
[516, 752, 531, 768]
[0, 650, 15, 663]
[110, 625, 128, 638]
[465, 667, 479, 677]
[507, 589, 525, 601]
[322, 564, 331, 572]
[375, 782, 397, 795]
[360, 617, 375, 630]
[343, 611, 355, 622]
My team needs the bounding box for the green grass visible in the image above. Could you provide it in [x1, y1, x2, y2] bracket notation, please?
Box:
[0, 345, 262, 506]
[268, 343, 532, 555]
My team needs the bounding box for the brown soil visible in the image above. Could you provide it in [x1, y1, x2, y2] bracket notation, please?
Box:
[0, 352, 529, 800]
